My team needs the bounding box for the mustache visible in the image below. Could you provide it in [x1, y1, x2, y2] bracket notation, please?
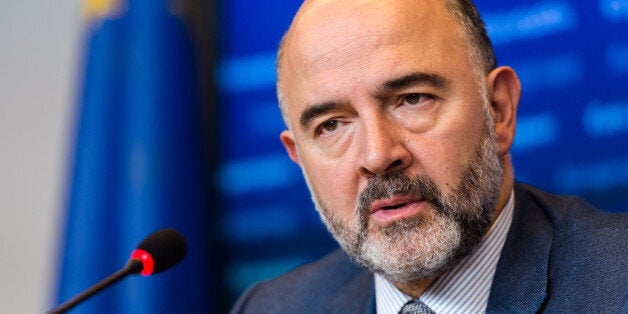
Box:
[356, 172, 444, 216]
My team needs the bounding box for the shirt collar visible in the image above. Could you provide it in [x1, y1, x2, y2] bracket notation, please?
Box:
[375, 190, 515, 314]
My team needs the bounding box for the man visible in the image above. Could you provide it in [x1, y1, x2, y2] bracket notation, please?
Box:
[232, 0, 627, 313]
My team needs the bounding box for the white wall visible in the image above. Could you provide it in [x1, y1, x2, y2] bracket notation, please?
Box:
[0, 1, 80, 312]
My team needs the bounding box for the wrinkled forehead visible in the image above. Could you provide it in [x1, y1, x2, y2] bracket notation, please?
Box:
[281, 0, 461, 80]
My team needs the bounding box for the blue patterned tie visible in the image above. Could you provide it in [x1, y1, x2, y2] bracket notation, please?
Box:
[398, 299, 436, 314]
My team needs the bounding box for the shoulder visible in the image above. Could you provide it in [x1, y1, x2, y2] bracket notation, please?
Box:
[514, 182, 628, 311]
[515, 182, 627, 234]
[514, 182, 627, 262]
[230, 249, 374, 314]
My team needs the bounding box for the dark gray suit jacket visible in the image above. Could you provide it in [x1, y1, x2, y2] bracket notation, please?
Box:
[231, 183, 627, 313]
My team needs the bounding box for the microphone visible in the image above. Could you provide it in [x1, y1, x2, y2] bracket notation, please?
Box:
[50, 228, 187, 314]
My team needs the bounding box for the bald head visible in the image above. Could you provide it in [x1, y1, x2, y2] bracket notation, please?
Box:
[276, 0, 496, 123]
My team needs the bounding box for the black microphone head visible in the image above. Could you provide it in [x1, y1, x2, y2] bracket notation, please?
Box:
[136, 228, 187, 274]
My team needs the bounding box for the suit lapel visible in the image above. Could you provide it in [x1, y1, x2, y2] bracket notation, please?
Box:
[487, 183, 553, 313]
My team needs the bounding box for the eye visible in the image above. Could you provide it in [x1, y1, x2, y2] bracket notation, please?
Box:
[399, 93, 437, 109]
[319, 119, 339, 133]
[402, 93, 423, 105]
[315, 118, 347, 137]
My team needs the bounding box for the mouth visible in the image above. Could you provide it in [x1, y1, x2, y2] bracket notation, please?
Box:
[381, 203, 407, 210]
[367, 195, 428, 225]
[370, 195, 422, 213]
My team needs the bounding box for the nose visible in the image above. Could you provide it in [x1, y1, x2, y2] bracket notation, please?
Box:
[357, 115, 412, 178]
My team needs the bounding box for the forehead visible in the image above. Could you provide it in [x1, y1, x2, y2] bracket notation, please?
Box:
[283, 0, 464, 73]
[279, 0, 474, 118]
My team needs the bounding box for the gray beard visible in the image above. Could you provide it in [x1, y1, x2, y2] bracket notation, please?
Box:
[306, 116, 503, 283]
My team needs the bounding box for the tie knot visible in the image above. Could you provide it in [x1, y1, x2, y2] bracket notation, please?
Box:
[398, 299, 436, 314]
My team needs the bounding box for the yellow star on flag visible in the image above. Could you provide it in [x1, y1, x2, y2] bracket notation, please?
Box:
[82, 0, 123, 21]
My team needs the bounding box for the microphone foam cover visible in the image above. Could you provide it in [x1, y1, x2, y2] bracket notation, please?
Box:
[136, 228, 187, 274]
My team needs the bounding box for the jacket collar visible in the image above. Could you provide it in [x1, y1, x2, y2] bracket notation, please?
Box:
[486, 183, 552, 313]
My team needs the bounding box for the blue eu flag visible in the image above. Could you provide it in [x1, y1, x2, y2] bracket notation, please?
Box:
[55, 0, 211, 312]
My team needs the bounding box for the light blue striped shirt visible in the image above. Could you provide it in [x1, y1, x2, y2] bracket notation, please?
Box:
[375, 191, 515, 314]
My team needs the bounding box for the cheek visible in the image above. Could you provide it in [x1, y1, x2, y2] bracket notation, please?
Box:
[300, 153, 360, 220]
[415, 104, 485, 192]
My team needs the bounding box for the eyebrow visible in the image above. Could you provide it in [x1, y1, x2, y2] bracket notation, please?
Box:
[299, 101, 343, 129]
[380, 72, 450, 93]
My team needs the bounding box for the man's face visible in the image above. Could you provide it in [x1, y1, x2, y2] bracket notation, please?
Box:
[279, 0, 504, 282]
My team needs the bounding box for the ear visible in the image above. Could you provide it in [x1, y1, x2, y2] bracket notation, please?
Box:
[487, 66, 521, 155]
[280, 130, 302, 166]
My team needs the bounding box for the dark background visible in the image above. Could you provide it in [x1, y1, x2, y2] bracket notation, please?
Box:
[213, 0, 628, 311]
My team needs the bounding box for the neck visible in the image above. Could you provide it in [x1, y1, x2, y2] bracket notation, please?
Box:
[393, 276, 437, 299]
[493, 154, 514, 225]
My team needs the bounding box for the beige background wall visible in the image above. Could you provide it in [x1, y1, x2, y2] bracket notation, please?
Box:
[0, 1, 80, 312]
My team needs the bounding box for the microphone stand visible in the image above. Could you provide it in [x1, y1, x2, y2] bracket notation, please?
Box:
[49, 259, 143, 314]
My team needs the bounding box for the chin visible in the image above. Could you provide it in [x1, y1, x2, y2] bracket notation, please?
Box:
[356, 213, 464, 282]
